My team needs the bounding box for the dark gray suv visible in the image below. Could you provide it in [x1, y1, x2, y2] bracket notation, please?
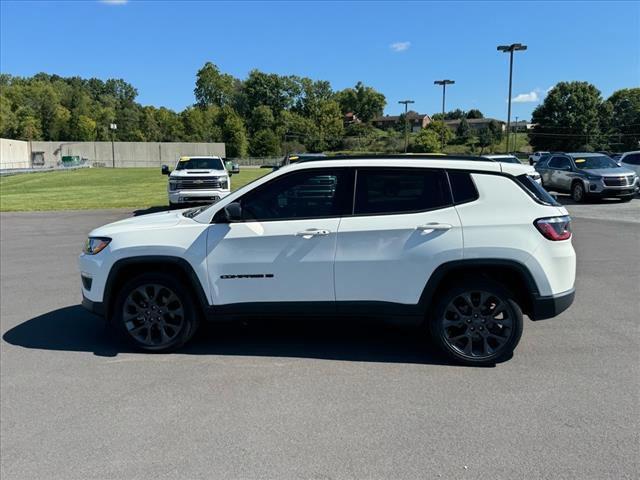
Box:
[535, 153, 638, 202]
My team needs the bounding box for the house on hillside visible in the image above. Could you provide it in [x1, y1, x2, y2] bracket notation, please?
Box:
[444, 118, 506, 133]
[373, 112, 432, 132]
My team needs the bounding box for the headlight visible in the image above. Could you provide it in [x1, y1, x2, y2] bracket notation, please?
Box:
[169, 180, 179, 191]
[220, 177, 229, 189]
[83, 237, 111, 255]
[585, 175, 601, 181]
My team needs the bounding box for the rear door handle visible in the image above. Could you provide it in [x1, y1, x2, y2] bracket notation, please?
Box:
[295, 228, 331, 237]
[417, 223, 452, 231]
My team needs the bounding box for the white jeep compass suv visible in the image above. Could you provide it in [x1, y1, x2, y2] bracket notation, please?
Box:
[80, 155, 576, 365]
[162, 156, 231, 208]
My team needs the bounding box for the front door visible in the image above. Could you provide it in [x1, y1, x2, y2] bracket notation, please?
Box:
[335, 168, 463, 306]
[206, 168, 352, 309]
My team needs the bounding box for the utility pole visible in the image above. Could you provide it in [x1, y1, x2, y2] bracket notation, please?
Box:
[497, 43, 527, 154]
[398, 99, 415, 153]
[514, 115, 519, 152]
[434, 80, 455, 150]
[109, 123, 118, 168]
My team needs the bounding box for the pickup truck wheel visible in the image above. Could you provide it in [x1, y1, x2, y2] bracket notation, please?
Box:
[571, 182, 585, 202]
[113, 273, 199, 352]
[430, 281, 523, 366]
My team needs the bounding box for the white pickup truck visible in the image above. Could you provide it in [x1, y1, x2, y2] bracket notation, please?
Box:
[162, 156, 231, 208]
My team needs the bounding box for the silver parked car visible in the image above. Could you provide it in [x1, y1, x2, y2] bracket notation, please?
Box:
[535, 152, 638, 202]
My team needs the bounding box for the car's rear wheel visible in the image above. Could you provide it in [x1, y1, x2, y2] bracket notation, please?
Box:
[429, 280, 523, 366]
[112, 273, 199, 352]
[571, 182, 586, 202]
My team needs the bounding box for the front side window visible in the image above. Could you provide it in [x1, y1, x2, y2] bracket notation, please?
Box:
[239, 169, 349, 221]
[354, 168, 451, 215]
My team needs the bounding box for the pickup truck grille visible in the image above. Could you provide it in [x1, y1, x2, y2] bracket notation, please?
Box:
[603, 176, 633, 187]
[177, 177, 223, 190]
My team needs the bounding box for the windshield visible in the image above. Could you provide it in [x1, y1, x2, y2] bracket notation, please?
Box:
[573, 156, 618, 170]
[175, 157, 224, 170]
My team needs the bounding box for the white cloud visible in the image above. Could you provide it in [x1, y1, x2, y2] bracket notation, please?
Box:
[390, 41, 411, 53]
[100, 0, 128, 5]
[512, 86, 555, 103]
[512, 90, 540, 103]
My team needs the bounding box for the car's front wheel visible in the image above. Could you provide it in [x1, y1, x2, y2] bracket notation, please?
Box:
[112, 272, 199, 352]
[571, 182, 586, 202]
[429, 280, 523, 366]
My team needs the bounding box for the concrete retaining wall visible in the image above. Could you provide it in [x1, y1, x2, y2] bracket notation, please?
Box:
[1, 139, 226, 169]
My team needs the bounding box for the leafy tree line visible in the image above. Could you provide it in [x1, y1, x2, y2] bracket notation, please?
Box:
[529, 82, 639, 152]
[0, 64, 386, 158]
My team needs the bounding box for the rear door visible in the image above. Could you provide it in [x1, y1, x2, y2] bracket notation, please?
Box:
[334, 167, 463, 307]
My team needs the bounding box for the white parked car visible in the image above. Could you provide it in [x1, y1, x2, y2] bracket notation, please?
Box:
[529, 151, 550, 166]
[619, 151, 640, 177]
[161, 156, 231, 208]
[80, 155, 576, 366]
[483, 154, 542, 184]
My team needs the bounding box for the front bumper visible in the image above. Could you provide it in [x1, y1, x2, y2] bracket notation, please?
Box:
[168, 189, 230, 204]
[530, 288, 575, 320]
[584, 177, 639, 196]
[82, 292, 105, 317]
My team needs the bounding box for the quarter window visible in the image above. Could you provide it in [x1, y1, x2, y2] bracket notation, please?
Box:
[239, 169, 348, 221]
[354, 168, 451, 215]
[448, 171, 479, 204]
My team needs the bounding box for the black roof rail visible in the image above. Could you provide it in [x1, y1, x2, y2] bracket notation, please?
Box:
[295, 153, 490, 163]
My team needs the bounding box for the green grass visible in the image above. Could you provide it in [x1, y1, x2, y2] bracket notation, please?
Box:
[0, 167, 269, 212]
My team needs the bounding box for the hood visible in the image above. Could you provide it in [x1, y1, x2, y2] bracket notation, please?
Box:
[89, 209, 185, 237]
[580, 167, 635, 177]
[170, 169, 227, 178]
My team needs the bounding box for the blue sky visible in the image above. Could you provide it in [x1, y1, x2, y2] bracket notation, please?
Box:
[1, 1, 638, 120]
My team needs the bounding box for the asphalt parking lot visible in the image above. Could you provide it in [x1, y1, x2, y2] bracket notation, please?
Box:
[1, 199, 638, 480]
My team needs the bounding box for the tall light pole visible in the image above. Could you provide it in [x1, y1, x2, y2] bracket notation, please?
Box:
[514, 115, 519, 152]
[398, 99, 415, 153]
[497, 43, 527, 153]
[434, 79, 455, 150]
[109, 123, 117, 168]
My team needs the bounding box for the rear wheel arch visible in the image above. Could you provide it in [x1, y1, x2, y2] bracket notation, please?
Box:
[104, 256, 209, 321]
[419, 260, 538, 318]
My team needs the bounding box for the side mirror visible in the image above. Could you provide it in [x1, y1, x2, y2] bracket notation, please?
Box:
[214, 202, 242, 223]
[161, 165, 170, 175]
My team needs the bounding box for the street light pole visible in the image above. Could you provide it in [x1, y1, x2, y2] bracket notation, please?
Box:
[497, 43, 527, 154]
[398, 99, 415, 153]
[109, 123, 117, 168]
[514, 115, 519, 152]
[434, 80, 455, 150]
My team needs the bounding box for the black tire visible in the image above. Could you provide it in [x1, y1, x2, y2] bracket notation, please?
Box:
[571, 181, 586, 203]
[112, 272, 199, 352]
[168, 202, 179, 210]
[429, 280, 523, 366]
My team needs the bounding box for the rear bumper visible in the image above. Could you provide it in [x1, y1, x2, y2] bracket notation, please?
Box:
[530, 288, 575, 320]
[82, 293, 105, 317]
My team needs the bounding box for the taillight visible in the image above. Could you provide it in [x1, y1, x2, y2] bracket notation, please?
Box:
[534, 216, 572, 241]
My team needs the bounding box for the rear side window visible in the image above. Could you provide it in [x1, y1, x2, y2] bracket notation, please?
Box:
[447, 171, 479, 204]
[354, 168, 451, 215]
[516, 174, 560, 206]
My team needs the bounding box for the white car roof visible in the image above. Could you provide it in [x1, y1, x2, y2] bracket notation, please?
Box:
[284, 157, 503, 173]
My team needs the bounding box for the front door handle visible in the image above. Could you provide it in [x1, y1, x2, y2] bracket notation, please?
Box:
[417, 222, 452, 231]
[295, 228, 331, 237]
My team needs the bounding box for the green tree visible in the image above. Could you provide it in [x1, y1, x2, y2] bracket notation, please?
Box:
[426, 120, 454, 144]
[218, 106, 248, 157]
[414, 128, 441, 152]
[242, 70, 300, 115]
[76, 115, 97, 140]
[477, 128, 494, 154]
[335, 81, 386, 123]
[249, 129, 281, 156]
[606, 88, 640, 151]
[0, 95, 18, 137]
[455, 117, 472, 143]
[194, 62, 236, 108]
[466, 109, 484, 119]
[248, 105, 275, 134]
[529, 81, 604, 151]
